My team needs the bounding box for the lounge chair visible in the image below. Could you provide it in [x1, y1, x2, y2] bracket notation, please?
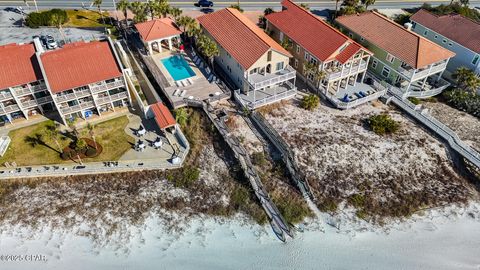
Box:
[354, 92, 362, 98]
[175, 81, 181, 87]
[173, 89, 180, 96]
[359, 91, 367, 97]
[187, 78, 194, 85]
[206, 67, 211, 74]
[192, 51, 196, 57]
[180, 90, 186, 97]
[192, 56, 198, 62]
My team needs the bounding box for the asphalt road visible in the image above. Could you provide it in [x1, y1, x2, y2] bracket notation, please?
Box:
[0, 0, 479, 11]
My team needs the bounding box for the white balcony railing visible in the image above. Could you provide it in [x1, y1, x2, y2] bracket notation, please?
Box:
[31, 84, 47, 93]
[12, 87, 32, 96]
[55, 92, 77, 103]
[326, 60, 368, 81]
[20, 99, 38, 108]
[0, 92, 13, 101]
[36, 96, 53, 104]
[246, 66, 296, 90]
[398, 61, 448, 81]
[90, 80, 124, 93]
[2, 104, 21, 114]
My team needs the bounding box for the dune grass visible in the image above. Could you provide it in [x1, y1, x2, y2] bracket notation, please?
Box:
[64, 9, 110, 28]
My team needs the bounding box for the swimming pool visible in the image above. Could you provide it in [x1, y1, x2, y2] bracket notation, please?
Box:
[161, 55, 196, 81]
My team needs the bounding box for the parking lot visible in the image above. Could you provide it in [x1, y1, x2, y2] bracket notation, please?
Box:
[0, 9, 105, 45]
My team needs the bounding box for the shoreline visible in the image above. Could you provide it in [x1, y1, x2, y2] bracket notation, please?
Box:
[0, 201, 479, 269]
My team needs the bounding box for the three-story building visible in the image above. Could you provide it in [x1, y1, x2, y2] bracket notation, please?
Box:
[198, 8, 296, 109]
[266, 0, 378, 108]
[336, 11, 456, 98]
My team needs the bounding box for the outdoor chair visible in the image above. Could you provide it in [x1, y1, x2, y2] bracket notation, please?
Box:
[187, 78, 194, 85]
[206, 67, 211, 74]
[173, 89, 180, 96]
[180, 90, 187, 97]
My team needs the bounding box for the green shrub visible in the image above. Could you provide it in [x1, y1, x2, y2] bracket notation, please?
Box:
[168, 166, 200, 188]
[408, 97, 420, 105]
[251, 152, 267, 167]
[300, 94, 320, 111]
[348, 193, 365, 208]
[443, 88, 480, 117]
[319, 197, 338, 212]
[85, 147, 97, 157]
[231, 186, 249, 209]
[367, 114, 400, 135]
[25, 9, 67, 28]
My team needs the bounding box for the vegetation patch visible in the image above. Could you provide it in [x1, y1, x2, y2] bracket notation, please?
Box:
[25, 9, 67, 28]
[300, 94, 320, 111]
[407, 97, 420, 105]
[421, 2, 480, 22]
[64, 9, 110, 27]
[366, 114, 400, 135]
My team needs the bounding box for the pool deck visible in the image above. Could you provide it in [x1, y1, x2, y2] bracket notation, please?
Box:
[144, 49, 230, 108]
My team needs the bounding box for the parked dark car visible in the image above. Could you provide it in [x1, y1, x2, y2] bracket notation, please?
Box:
[197, 0, 213, 7]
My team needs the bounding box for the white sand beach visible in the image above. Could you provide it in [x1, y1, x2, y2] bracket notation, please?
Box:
[1, 202, 479, 270]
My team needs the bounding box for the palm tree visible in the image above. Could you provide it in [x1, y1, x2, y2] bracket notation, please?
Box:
[45, 121, 63, 153]
[361, 0, 375, 9]
[301, 94, 320, 111]
[87, 122, 97, 150]
[197, 35, 219, 71]
[92, 0, 106, 26]
[169, 7, 182, 22]
[177, 15, 195, 32]
[152, 0, 170, 18]
[453, 67, 480, 93]
[334, 0, 341, 19]
[67, 118, 79, 139]
[116, 0, 130, 24]
[50, 13, 67, 43]
[130, 1, 148, 23]
[174, 108, 188, 126]
[74, 139, 87, 165]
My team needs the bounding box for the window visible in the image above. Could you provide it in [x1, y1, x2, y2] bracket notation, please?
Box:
[294, 59, 299, 68]
[386, 53, 395, 63]
[448, 42, 453, 47]
[434, 35, 438, 39]
[279, 32, 284, 42]
[423, 30, 428, 36]
[381, 66, 390, 77]
[276, 62, 284, 71]
[442, 39, 447, 44]
[304, 52, 309, 61]
[371, 59, 378, 69]
[296, 45, 300, 54]
[412, 22, 416, 29]
[267, 51, 272, 61]
[360, 37, 364, 41]
[472, 55, 479, 65]
[349, 32, 353, 38]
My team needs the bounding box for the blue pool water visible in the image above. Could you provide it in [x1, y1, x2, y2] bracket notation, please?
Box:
[161, 55, 196, 81]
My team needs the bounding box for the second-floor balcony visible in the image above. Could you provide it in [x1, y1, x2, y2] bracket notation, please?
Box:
[12, 86, 32, 97]
[60, 100, 95, 115]
[326, 60, 368, 81]
[246, 65, 296, 90]
[20, 99, 38, 108]
[36, 96, 53, 104]
[96, 91, 128, 105]
[398, 61, 448, 81]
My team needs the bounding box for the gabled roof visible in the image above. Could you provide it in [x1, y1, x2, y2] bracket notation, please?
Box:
[198, 8, 292, 69]
[0, 43, 42, 90]
[135, 18, 182, 42]
[266, 0, 370, 63]
[336, 11, 455, 69]
[151, 102, 176, 129]
[410, 9, 480, 54]
[41, 40, 123, 93]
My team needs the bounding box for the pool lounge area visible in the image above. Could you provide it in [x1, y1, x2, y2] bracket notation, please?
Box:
[161, 55, 196, 81]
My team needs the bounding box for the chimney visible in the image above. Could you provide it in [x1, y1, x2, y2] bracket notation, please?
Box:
[33, 36, 44, 54]
[404, 22, 413, 31]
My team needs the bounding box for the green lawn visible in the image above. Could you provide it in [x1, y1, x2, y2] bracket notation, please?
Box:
[64, 9, 110, 28]
[0, 116, 134, 166]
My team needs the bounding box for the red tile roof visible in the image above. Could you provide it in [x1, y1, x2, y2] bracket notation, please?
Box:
[266, 0, 369, 63]
[198, 8, 291, 69]
[0, 43, 42, 90]
[135, 18, 182, 42]
[151, 102, 176, 129]
[336, 11, 455, 69]
[41, 40, 122, 93]
[335, 43, 362, 63]
[410, 9, 480, 54]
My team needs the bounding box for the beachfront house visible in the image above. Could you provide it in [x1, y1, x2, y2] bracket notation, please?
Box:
[0, 38, 131, 126]
[336, 11, 455, 98]
[409, 9, 480, 77]
[266, 0, 380, 109]
[198, 8, 297, 109]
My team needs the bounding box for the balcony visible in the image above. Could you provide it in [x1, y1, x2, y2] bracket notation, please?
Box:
[75, 89, 91, 98]
[90, 80, 125, 93]
[12, 87, 32, 97]
[36, 96, 53, 104]
[31, 84, 47, 93]
[398, 61, 448, 81]
[55, 92, 78, 102]
[246, 65, 296, 90]
[109, 91, 128, 101]
[20, 99, 38, 108]
[1, 104, 21, 114]
[0, 92, 13, 101]
[234, 81, 297, 110]
[326, 60, 368, 81]
[60, 100, 94, 115]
